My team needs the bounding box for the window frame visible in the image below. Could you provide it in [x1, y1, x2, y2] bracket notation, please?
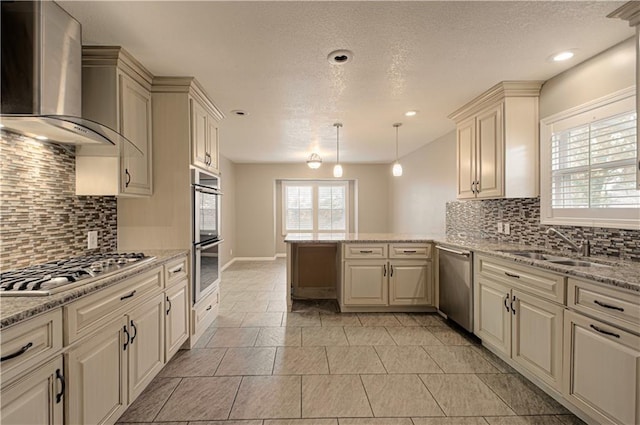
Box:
[540, 86, 639, 230]
[282, 180, 350, 234]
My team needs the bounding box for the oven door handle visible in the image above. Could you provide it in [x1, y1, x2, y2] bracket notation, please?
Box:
[193, 184, 223, 196]
[195, 239, 225, 251]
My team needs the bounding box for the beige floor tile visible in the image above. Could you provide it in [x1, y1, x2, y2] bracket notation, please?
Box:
[255, 327, 302, 346]
[266, 420, 338, 425]
[273, 346, 329, 375]
[411, 314, 447, 327]
[361, 374, 444, 417]
[357, 313, 402, 326]
[423, 346, 499, 373]
[185, 421, 260, 425]
[554, 415, 587, 425]
[344, 327, 396, 346]
[216, 347, 276, 375]
[229, 375, 301, 419]
[411, 418, 489, 425]
[326, 346, 385, 374]
[302, 327, 349, 346]
[469, 346, 516, 373]
[155, 376, 241, 421]
[241, 312, 284, 327]
[117, 377, 181, 422]
[267, 300, 289, 311]
[302, 375, 373, 418]
[393, 313, 421, 326]
[159, 348, 226, 377]
[320, 313, 362, 327]
[207, 327, 260, 348]
[339, 419, 413, 425]
[428, 326, 475, 345]
[419, 374, 515, 417]
[386, 326, 443, 346]
[211, 311, 247, 328]
[477, 374, 568, 415]
[484, 416, 565, 425]
[232, 300, 270, 312]
[117, 422, 186, 425]
[283, 312, 322, 327]
[374, 346, 443, 374]
[192, 325, 217, 348]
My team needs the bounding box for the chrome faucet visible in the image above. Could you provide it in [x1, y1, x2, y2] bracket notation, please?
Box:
[546, 228, 590, 257]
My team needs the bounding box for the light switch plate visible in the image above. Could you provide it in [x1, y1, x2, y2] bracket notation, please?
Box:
[497, 222, 504, 234]
[504, 223, 511, 235]
[87, 231, 98, 249]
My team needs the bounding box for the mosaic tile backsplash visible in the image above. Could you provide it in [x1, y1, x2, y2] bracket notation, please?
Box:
[446, 197, 640, 262]
[1, 132, 117, 271]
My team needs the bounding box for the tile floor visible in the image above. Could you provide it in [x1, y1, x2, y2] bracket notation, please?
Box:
[117, 259, 586, 425]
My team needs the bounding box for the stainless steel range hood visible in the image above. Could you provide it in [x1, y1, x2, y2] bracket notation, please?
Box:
[0, 1, 131, 148]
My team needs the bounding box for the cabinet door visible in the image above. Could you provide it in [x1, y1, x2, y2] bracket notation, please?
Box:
[474, 277, 511, 356]
[119, 72, 153, 195]
[343, 260, 388, 306]
[207, 116, 219, 173]
[67, 317, 128, 425]
[190, 99, 209, 170]
[456, 116, 476, 199]
[389, 261, 431, 306]
[1, 356, 64, 425]
[512, 289, 563, 390]
[476, 103, 503, 198]
[128, 293, 165, 402]
[563, 310, 640, 425]
[165, 279, 189, 361]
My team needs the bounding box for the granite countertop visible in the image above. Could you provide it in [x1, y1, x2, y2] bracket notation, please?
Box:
[285, 233, 640, 293]
[0, 249, 189, 329]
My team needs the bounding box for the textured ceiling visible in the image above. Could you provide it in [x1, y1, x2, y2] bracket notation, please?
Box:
[59, 1, 634, 164]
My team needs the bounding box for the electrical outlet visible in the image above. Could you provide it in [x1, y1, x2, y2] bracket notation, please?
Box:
[87, 231, 98, 249]
[497, 222, 504, 234]
[230, 249, 233, 256]
[504, 223, 511, 235]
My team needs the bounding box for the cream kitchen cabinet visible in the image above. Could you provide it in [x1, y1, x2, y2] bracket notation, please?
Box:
[449, 81, 542, 199]
[563, 278, 640, 425]
[340, 243, 433, 311]
[77, 46, 154, 197]
[190, 98, 220, 174]
[474, 254, 565, 391]
[1, 356, 64, 425]
[165, 278, 189, 361]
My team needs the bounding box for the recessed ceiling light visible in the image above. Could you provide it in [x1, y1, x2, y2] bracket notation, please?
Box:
[35, 135, 48, 140]
[328, 49, 353, 65]
[0, 123, 4, 128]
[551, 51, 575, 62]
[405, 110, 418, 117]
[231, 110, 248, 117]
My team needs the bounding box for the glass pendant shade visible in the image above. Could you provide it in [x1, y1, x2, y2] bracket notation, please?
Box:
[306, 153, 322, 169]
[333, 122, 343, 178]
[392, 162, 403, 177]
[333, 163, 343, 178]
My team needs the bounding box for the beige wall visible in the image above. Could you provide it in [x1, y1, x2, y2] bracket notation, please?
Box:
[540, 37, 635, 118]
[234, 163, 389, 258]
[388, 131, 457, 235]
[219, 154, 236, 268]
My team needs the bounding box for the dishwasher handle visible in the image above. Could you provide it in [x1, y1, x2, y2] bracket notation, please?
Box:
[436, 245, 471, 257]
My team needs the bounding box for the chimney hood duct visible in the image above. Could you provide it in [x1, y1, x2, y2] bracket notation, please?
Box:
[0, 1, 134, 149]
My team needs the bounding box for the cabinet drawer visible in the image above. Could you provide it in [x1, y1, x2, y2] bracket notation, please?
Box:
[65, 266, 163, 344]
[568, 278, 640, 332]
[343, 244, 387, 259]
[165, 255, 189, 288]
[192, 287, 219, 339]
[389, 243, 431, 259]
[1, 309, 62, 385]
[476, 255, 566, 303]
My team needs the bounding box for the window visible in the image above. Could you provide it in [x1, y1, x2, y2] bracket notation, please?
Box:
[541, 88, 640, 229]
[283, 181, 348, 233]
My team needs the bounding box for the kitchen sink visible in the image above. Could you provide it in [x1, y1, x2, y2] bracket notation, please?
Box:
[499, 250, 610, 268]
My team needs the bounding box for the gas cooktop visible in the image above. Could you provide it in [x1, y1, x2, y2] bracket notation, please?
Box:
[0, 252, 155, 296]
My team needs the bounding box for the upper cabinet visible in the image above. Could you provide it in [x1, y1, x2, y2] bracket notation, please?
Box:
[76, 47, 154, 196]
[191, 96, 220, 174]
[449, 81, 543, 200]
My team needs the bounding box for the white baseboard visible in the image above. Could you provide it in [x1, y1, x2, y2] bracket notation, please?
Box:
[275, 253, 287, 258]
[234, 256, 279, 261]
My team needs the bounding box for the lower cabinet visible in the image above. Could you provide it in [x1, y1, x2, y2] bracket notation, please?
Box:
[474, 255, 565, 390]
[343, 260, 388, 305]
[564, 309, 640, 425]
[1, 356, 64, 425]
[165, 278, 189, 360]
[389, 261, 431, 305]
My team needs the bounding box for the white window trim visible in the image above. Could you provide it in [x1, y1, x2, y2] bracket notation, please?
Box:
[282, 180, 350, 234]
[540, 86, 640, 230]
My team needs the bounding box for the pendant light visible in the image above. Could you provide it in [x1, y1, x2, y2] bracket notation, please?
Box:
[333, 122, 343, 178]
[306, 153, 322, 169]
[392, 123, 403, 177]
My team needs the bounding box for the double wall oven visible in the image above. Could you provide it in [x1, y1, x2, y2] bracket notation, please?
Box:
[192, 169, 223, 304]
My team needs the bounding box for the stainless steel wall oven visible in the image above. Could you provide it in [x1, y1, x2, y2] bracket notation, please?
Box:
[192, 169, 223, 304]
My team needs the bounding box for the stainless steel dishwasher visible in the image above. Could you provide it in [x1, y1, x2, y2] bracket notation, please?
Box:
[436, 245, 473, 332]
